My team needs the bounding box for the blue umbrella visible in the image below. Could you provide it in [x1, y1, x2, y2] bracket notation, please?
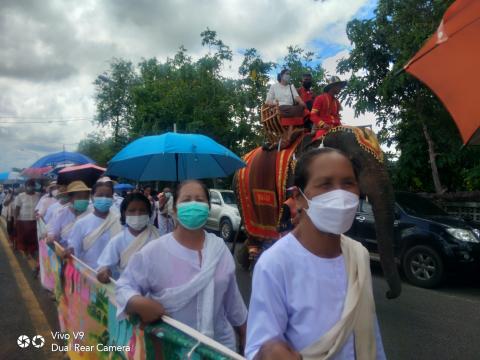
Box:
[0, 171, 25, 184]
[107, 132, 245, 181]
[114, 183, 135, 191]
[30, 151, 95, 168]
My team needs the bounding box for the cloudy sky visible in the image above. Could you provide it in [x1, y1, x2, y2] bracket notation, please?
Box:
[0, 0, 377, 172]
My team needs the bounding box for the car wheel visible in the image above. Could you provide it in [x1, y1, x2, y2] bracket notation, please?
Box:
[220, 218, 234, 242]
[402, 245, 444, 288]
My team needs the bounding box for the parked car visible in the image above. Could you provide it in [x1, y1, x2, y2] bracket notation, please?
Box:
[206, 189, 242, 242]
[347, 191, 480, 288]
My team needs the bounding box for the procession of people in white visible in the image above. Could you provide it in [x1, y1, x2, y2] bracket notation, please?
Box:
[2, 147, 386, 359]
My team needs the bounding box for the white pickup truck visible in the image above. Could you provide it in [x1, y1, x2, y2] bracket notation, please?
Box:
[205, 189, 242, 242]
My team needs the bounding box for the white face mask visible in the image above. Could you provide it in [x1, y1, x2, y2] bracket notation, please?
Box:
[300, 189, 359, 235]
[126, 215, 150, 231]
[52, 189, 59, 197]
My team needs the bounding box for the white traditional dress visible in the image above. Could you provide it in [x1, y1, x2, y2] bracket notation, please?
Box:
[47, 205, 78, 247]
[68, 211, 122, 269]
[44, 201, 63, 224]
[35, 194, 57, 218]
[245, 233, 386, 360]
[115, 232, 247, 351]
[96, 225, 159, 279]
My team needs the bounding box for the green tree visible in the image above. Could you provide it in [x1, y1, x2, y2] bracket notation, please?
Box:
[337, 0, 480, 193]
[77, 132, 117, 167]
[93, 59, 137, 146]
[280, 45, 326, 95]
[88, 30, 329, 165]
[235, 48, 276, 152]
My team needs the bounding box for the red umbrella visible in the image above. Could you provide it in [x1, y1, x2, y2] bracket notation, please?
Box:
[404, 0, 480, 145]
[21, 166, 53, 178]
[57, 164, 106, 188]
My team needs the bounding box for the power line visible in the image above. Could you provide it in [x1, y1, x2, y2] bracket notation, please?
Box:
[0, 119, 93, 125]
[0, 115, 92, 119]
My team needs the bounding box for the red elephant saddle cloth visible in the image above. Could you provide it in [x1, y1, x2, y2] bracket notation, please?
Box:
[237, 135, 304, 240]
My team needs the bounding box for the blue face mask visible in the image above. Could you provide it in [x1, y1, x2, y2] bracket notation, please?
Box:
[73, 199, 89, 213]
[176, 201, 210, 230]
[93, 197, 113, 212]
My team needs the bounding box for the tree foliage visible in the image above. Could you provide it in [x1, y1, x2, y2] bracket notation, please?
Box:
[337, 0, 480, 192]
[83, 30, 325, 163]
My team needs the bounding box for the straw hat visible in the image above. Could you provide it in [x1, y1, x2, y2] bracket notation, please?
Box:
[324, 75, 347, 93]
[65, 181, 91, 194]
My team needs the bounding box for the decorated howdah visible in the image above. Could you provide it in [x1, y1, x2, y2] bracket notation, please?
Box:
[37, 226, 244, 360]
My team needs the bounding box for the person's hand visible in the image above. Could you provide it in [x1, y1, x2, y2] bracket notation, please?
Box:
[62, 247, 73, 260]
[128, 296, 166, 325]
[255, 340, 302, 360]
[97, 268, 112, 284]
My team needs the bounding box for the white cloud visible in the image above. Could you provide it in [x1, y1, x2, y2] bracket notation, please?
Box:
[0, 0, 374, 171]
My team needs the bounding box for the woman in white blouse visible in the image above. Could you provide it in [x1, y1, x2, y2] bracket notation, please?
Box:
[115, 180, 247, 354]
[266, 69, 306, 107]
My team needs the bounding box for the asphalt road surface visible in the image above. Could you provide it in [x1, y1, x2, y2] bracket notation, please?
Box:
[1, 223, 479, 360]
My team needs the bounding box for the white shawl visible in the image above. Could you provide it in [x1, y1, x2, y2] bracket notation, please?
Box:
[61, 207, 89, 239]
[119, 225, 160, 270]
[153, 232, 227, 338]
[83, 211, 122, 250]
[301, 235, 376, 360]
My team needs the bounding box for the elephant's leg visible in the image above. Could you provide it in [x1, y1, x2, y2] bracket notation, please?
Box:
[359, 166, 402, 299]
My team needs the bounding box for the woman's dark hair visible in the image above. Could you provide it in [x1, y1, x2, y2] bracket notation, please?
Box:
[92, 181, 114, 195]
[294, 147, 359, 191]
[173, 180, 211, 208]
[277, 69, 290, 82]
[119, 193, 152, 225]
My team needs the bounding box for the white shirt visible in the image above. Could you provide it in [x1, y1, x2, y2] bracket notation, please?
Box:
[15, 192, 40, 221]
[47, 205, 76, 247]
[266, 83, 299, 106]
[115, 232, 248, 351]
[97, 227, 155, 279]
[44, 201, 63, 224]
[245, 233, 386, 360]
[68, 212, 117, 270]
[113, 193, 123, 212]
[35, 194, 57, 217]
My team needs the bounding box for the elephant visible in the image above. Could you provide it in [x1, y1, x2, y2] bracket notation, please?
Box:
[233, 126, 402, 299]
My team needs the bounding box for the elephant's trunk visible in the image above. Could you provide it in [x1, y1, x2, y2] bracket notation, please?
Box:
[363, 169, 402, 299]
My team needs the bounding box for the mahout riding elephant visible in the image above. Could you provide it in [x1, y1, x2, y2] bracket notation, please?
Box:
[233, 126, 401, 299]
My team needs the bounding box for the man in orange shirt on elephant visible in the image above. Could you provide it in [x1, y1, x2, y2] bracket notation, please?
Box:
[310, 76, 347, 140]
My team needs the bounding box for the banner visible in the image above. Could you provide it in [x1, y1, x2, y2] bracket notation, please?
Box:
[37, 223, 244, 360]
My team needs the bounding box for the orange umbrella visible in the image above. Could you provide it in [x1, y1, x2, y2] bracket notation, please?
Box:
[404, 0, 480, 145]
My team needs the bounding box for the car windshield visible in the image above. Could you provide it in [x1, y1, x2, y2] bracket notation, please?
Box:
[396, 193, 447, 217]
[220, 191, 237, 205]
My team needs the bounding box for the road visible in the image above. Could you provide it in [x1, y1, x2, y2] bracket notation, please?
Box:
[0, 224, 479, 359]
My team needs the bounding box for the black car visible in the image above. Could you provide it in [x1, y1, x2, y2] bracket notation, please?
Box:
[347, 191, 480, 288]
